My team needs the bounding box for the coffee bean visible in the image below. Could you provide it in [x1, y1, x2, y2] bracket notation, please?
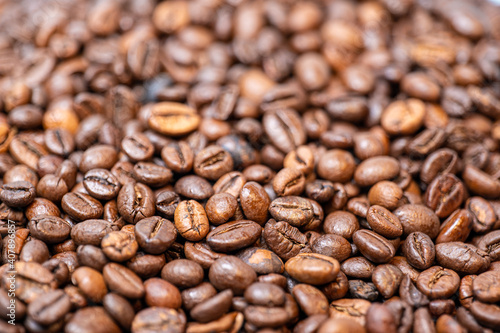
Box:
[161, 259, 204, 289]
[101, 231, 138, 262]
[174, 200, 210, 242]
[0, 181, 36, 207]
[393, 204, 440, 239]
[190, 289, 233, 323]
[27, 289, 70, 326]
[263, 220, 310, 261]
[61, 192, 103, 221]
[71, 267, 107, 303]
[269, 196, 313, 228]
[29, 215, 71, 244]
[371, 264, 403, 299]
[436, 209, 473, 244]
[103, 263, 145, 299]
[402, 232, 435, 270]
[425, 173, 465, 218]
[263, 109, 306, 154]
[436, 242, 490, 274]
[175, 175, 214, 200]
[381, 99, 425, 135]
[83, 168, 121, 200]
[134, 216, 177, 254]
[103, 293, 135, 330]
[161, 141, 194, 174]
[293, 284, 329, 316]
[354, 156, 400, 187]
[329, 298, 371, 327]
[237, 247, 284, 275]
[240, 182, 270, 225]
[366, 205, 403, 239]
[311, 234, 351, 262]
[416, 266, 460, 299]
[148, 102, 200, 136]
[132, 307, 186, 333]
[71, 219, 119, 246]
[317, 149, 356, 183]
[207, 220, 261, 252]
[353, 230, 396, 264]
[184, 242, 225, 269]
[208, 256, 257, 295]
[155, 190, 180, 219]
[466, 196, 497, 234]
[67, 307, 121, 333]
[285, 253, 339, 285]
[117, 182, 155, 224]
[273, 167, 306, 197]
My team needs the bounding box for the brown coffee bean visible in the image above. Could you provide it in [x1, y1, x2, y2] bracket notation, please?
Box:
[134, 216, 177, 254]
[117, 182, 155, 224]
[144, 278, 181, 309]
[1, 181, 36, 207]
[237, 247, 284, 275]
[323, 211, 359, 240]
[193, 145, 234, 181]
[66, 307, 121, 333]
[190, 289, 233, 323]
[132, 307, 186, 333]
[207, 220, 262, 252]
[269, 196, 314, 228]
[175, 175, 214, 200]
[61, 192, 103, 221]
[402, 232, 436, 270]
[71, 219, 119, 246]
[148, 102, 200, 136]
[71, 267, 108, 303]
[263, 109, 306, 154]
[174, 200, 210, 242]
[466, 196, 497, 234]
[103, 263, 145, 299]
[353, 230, 396, 264]
[366, 205, 403, 239]
[101, 231, 138, 262]
[425, 173, 465, 218]
[285, 253, 339, 285]
[354, 156, 400, 187]
[263, 220, 310, 261]
[341, 257, 376, 279]
[381, 99, 425, 135]
[161, 259, 204, 289]
[29, 215, 71, 244]
[317, 149, 356, 183]
[27, 289, 70, 326]
[372, 264, 403, 299]
[436, 242, 490, 274]
[393, 204, 440, 239]
[329, 298, 371, 327]
[477, 230, 500, 261]
[273, 167, 305, 197]
[311, 234, 351, 262]
[205, 193, 237, 225]
[208, 256, 257, 295]
[416, 266, 460, 299]
[436, 209, 473, 244]
[292, 284, 329, 316]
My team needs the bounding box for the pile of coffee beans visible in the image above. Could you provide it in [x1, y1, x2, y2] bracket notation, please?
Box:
[0, 0, 500, 332]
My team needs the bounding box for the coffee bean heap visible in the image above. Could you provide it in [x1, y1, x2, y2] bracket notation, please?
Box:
[0, 0, 500, 332]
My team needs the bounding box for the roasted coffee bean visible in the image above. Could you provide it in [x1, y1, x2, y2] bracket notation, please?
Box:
[469, 301, 500, 330]
[193, 145, 233, 180]
[436, 242, 490, 274]
[132, 162, 173, 188]
[0, 181, 36, 207]
[329, 298, 371, 327]
[101, 231, 138, 262]
[134, 216, 177, 254]
[341, 257, 376, 279]
[311, 234, 351, 262]
[477, 230, 500, 261]
[208, 256, 257, 295]
[174, 200, 210, 242]
[366, 205, 403, 239]
[190, 289, 233, 323]
[269, 196, 313, 228]
[61, 192, 103, 221]
[436, 209, 473, 244]
[182, 282, 218, 311]
[175, 175, 214, 200]
[83, 168, 120, 200]
[71, 267, 108, 303]
[273, 167, 306, 197]
[103, 263, 145, 299]
[368, 181, 403, 210]
[399, 274, 430, 308]
[161, 141, 194, 174]
[213, 171, 246, 198]
[117, 182, 155, 224]
[237, 247, 284, 275]
[155, 190, 180, 219]
[466, 196, 497, 234]
[416, 266, 460, 299]
[393, 204, 440, 239]
[263, 108, 306, 154]
[353, 230, 396, 264]
[28, 215, 71, 244]
[161, 259, 204, 289]
[425, 173, 465, 218]
[292, 284, 329, 316]
[323, 211, 359, 240]
[184, 242, 225, 269]
[207, 220, 262, 252]
[285, 253, 339, 285]
[27, 289, 70, 326]
[371, 264, 403, 299]
[402, 232, 435, 270]
[317, 149, 356, 183]
[66, 307, 121, 333]
[239, 182, 270, 225]
[148, 102, 200, 136]
[263, 220, 310, 261]
[103, 293, 135, 330]
[76, 245, 109, 272]
[413, 307, 435, 333]
[354, 156, 400, 187]
[71, 219, 119, 246]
